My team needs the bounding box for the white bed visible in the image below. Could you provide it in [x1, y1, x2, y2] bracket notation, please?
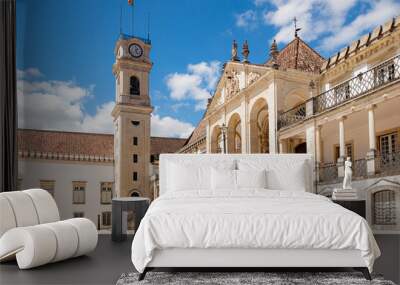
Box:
[131, 154, 380, 280]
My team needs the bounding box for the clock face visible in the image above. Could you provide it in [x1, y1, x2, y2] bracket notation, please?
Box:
[129, 44, 143, 58]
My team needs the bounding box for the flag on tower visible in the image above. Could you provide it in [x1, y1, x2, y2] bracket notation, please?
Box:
[128, 0, 134, 5]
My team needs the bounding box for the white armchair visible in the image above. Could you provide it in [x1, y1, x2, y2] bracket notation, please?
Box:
[0, 189, 98, 269]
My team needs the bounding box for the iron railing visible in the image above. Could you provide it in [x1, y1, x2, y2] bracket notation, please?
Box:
[353, 158, 367, 178]
[376, 151, 400, 174]
[319, 162, 338, 183]
[119, 33, 151, 45]
[318, 159, 366, 183]
[278, 102, 306, 129]
[318, 153, 400, 184]
[278, 54, 400, 129]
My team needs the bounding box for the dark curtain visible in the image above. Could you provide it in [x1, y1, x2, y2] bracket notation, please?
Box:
[0, 0, 17, 192]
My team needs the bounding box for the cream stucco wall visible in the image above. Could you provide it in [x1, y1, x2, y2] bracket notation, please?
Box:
[18, 159, 114, 229]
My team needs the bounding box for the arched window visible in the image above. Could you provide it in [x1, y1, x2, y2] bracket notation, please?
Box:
[130, 191, 140, 197]
[130, 76, 140, 95]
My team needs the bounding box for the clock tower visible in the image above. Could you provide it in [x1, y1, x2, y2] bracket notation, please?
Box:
[112, 35, 153, 198]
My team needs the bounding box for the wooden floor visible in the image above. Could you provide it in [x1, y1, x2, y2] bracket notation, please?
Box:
[0, 234, 398, 285]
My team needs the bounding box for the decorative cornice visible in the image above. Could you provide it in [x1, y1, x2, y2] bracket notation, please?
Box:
[19, 151, 114, 163]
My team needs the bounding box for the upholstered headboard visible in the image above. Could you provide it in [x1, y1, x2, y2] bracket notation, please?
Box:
[159, 154, 315, 196]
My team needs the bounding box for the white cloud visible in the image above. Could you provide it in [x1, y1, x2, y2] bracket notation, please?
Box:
[81, 101, 115, 133]
[171, 102, 190, 112]
[251, 0, 399, 52]
[166, 61, 221, 111]
[151, 114, 194, 138]
[235, 10, 258, 29]
[17, 74, 104, 132]
[254, 0, 269, 6]
[18, 68, 194, 138]
[17, 68, 43, 79]
[320, 0, 400, 50]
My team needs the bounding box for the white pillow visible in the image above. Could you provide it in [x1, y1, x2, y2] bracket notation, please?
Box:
[168, 162, 211, 191]
[266, 161, 307, 191]
[236, 169, 267, 189]
[211, 168, 236, 190]
[238, 159, 308, 191]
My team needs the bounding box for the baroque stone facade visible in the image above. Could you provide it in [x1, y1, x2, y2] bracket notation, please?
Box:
[180, 16, 400, 233]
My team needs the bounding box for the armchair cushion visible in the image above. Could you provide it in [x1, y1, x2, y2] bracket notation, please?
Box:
[0, 189, 97, 269]
[0, 218, 97, 269]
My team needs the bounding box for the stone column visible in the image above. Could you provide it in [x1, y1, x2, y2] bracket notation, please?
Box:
[240, 99, 248, 153]
[306, 125, 316, 156]
[315, 125, 322, 182]
[315, 125, 322, 163]
[368, 105, 376, 150]
[279, 139, 287, 153]
[337, 116, 346, 177]
[206, 121, 211, 153]
[366, 105, 377, 175]
[306, 80, 315, 117]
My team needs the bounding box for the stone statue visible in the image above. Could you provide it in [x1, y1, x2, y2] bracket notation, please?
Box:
[247, 72, 260, 85]
[231, 71, 239, 94]
[231, 40, 239, 61]
[225, 70, 240, 100]
[342, 157, 353, 190]
[242, 40, 250, 63]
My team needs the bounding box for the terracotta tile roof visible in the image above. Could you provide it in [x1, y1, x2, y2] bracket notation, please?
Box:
[18, 129, 114, 157]
[150, 137, 186, 155]
[18, 129, 186, 157]
[181, 118, 206, 149]
[266, 37, 324, 73]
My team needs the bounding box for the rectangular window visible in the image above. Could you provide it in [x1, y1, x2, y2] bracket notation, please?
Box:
[102, 211, 112, 227]
[73, 212, 84, 218]
[100, 182, 113, 204]
[150, 154, 159, 163]
[379, 132, 398, 167]
[40, 180, 55, 196]
[335, 143, 353, 162]
[133, 172, 138, 181]
[133, 137, 138, 145]
[131, 121, 140, 126]
[133, 154, 138, 163]
[72, 181, 86, 204]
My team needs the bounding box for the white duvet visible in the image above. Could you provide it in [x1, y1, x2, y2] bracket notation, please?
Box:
[131, 190, 380, 273]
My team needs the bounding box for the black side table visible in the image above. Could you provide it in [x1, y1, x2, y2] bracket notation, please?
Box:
[112, 197, 150, 242]
[332, 199, 366, 218]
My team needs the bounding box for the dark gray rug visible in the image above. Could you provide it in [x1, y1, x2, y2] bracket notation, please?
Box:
[116, 271, 396, 285]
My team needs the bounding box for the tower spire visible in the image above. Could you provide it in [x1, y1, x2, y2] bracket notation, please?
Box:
[269, 39, 279, 69]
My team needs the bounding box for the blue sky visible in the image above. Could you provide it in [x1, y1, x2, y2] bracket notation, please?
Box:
[16, 0, 400, 137]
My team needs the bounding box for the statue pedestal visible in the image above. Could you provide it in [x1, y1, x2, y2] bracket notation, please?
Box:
[332, 188, 358, 200]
